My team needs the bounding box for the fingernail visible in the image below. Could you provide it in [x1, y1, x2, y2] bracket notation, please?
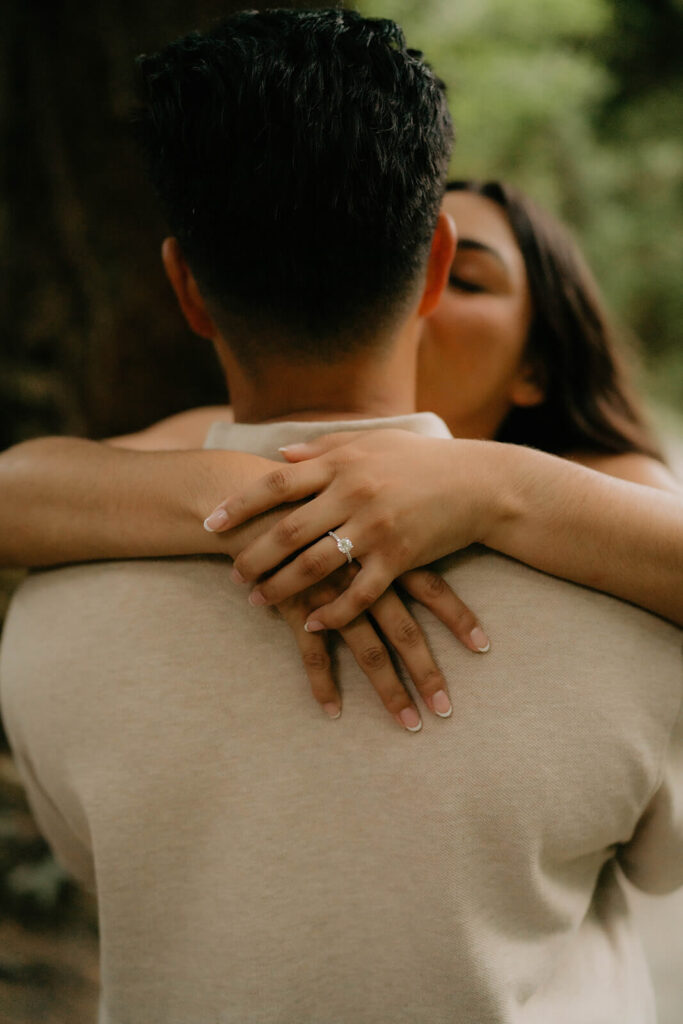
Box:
[231, 568, 245, 584]
[203, 508, 228, 532]
[470, 626, 490, 653]
[430, 689, 452, 718]
[277, 443, 306, 454]
[249, 590, 267, 606]
[304, 620, 325, 633]
[397, 707, 422, 732]
[323, 703, 341, 719]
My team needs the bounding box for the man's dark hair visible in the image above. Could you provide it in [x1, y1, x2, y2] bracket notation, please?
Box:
[134, 8, 453, 370]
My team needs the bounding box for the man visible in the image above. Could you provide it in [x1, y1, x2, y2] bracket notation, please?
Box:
[1, 10, 681, 1023]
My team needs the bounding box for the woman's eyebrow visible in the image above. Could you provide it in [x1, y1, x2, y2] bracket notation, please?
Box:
[456, 238, 508, 270]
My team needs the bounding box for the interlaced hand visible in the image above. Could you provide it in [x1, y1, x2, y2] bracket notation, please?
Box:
[205, 429, 492, 647]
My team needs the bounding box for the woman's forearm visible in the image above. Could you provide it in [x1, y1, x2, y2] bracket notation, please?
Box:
[0, 437, 276, 567]
[210, 430, 683, 630]
[481, 443, 683, 624]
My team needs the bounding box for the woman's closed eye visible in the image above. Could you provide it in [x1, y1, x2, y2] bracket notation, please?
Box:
[448, 274, 485, 294]
[448, 241, 512, 296]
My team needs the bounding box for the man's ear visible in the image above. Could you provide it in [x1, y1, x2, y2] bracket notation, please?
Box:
[161, 237, 217, 340]
[418, 211, 457, 317]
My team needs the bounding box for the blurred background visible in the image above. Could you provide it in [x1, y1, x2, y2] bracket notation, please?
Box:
[0, 0, 681, 1020]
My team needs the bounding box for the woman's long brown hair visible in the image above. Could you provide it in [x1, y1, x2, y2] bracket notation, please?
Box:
[447, 181, 663, 460]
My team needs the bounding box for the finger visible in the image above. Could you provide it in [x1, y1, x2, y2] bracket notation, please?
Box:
[232, 494, 353, 583]
[398, 569, 490, 653]
[203, 460, 333, 532]
[303, 559, 393, 632]
[369, 588, 452, 718]
[247, 534, 351, 606]
[278, 430, 369, 462]
[339, 616, 423, 733]
[280, 606, 342, 719]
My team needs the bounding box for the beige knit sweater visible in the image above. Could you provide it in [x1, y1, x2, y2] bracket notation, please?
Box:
[1, 413, 681, 1024]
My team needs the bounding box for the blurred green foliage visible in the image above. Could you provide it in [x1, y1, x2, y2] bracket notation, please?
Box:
[363, 0, 683, 409]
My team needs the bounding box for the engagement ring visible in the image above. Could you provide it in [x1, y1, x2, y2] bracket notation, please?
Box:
[328, 530, 354, 563]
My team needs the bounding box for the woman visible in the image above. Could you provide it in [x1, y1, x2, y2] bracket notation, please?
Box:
[2, 181, 681, 729]
[423, 182, 666, 465]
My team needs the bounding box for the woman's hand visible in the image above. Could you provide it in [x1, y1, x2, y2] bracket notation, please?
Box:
[204, 429, 499, 633]
[277, 563, 487, 733]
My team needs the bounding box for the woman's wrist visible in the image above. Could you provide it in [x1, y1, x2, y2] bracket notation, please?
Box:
[444, 439, 524, 552]
[476, 443, 571, 555]
[159, 448, 284, 560]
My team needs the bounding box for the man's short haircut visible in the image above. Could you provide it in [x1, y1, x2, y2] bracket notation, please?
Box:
[134, 8, 453, 370]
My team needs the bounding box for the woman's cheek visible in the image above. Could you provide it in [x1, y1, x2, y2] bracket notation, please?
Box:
[419, 300, 526, 426]
[434, 303, 507, 380]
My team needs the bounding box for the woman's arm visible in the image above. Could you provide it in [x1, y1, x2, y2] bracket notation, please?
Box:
[211, 430, 683, 627]
[568, 450, 681, 492]
[0, 432, 487, 730]
[484, 445, 682, 623]
[1, 404, 239, 566]
[0, 436, 268, 567]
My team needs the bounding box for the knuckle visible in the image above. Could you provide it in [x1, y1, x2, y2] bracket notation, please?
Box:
[373, 510, 395, 533]
[301, 648, 330, 673]
[357, 586, 383, 610]
[275, 516, 301, 546]
[422, 572, 447, 598]
[266, 468, 292, 495]
[394, 617, 422, 648]
[359, 644, 389, 672]
[301, 550, 328, 580]
[350, 478, 376, 503]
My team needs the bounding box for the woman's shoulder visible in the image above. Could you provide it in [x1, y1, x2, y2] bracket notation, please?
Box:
[565, 450, 681, 493]
[107, 405, 234, 451]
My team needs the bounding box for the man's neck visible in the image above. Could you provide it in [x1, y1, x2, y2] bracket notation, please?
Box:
[214, 327, 419, 425]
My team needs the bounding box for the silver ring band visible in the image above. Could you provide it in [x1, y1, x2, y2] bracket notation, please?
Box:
[328, 530, 354, 563]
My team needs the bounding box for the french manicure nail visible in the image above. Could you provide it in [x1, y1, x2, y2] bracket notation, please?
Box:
[304, 620, 325, 633]
[397, 707, 422, 732]
[203, 508, 228, 532]
[323, 703, 341, 719]
[470, 626, 490, 653]
[277, 443, 306, 454]
[249, 590, 267, 606]
[430, 689, 452, 718]
[231, 568, 245, 584]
